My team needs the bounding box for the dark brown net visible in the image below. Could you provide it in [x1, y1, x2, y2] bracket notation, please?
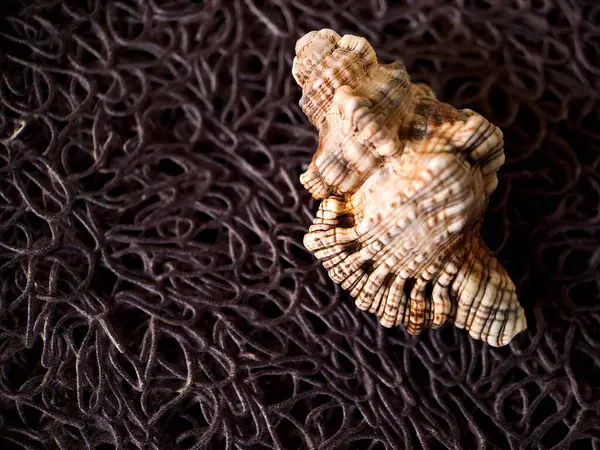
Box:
[0, 0, 599, 449]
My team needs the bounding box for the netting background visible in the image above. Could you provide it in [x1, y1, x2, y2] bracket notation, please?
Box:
[0, 0, 599, 449]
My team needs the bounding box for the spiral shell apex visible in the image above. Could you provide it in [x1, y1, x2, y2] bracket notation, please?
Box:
[293, 29, 527, 347]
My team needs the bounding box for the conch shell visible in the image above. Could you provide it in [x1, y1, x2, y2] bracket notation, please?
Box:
[293, 29, 527, 347]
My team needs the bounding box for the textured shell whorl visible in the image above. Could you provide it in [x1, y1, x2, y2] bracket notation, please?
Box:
[293, 29, 527, 347]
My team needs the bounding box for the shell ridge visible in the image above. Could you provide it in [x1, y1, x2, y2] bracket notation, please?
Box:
[480, 263, 510, 344]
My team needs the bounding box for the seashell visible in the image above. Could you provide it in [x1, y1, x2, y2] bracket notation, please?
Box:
[293, 29, 527, 347]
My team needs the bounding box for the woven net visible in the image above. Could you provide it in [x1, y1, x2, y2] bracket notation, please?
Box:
[0, 1, 599, 449]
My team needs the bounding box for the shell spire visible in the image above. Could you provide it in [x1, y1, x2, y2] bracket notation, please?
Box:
[293, 29, 527, 347]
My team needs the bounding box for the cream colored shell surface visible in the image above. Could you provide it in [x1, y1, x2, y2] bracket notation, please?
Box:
[293, 29, 527, 347]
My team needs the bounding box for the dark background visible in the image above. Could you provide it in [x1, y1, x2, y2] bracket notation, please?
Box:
[0, 0, 599, 449]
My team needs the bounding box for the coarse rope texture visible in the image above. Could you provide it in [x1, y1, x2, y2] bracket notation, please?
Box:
[0, 0, 598, 449]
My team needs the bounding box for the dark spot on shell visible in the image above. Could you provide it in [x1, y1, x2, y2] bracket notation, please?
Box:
[429, 108, 444, 126]
[382, 272, 396, 292]
[361, 260, 375, 275]
[344, 240, 361, 254]
[434, 104, 457, 126]
[403, 278, 416, 297]
[407, 117, 428, 141]
[416, 102, 456, 128]
[337, 213, 355, 228]
[415, 103, 431, 116]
